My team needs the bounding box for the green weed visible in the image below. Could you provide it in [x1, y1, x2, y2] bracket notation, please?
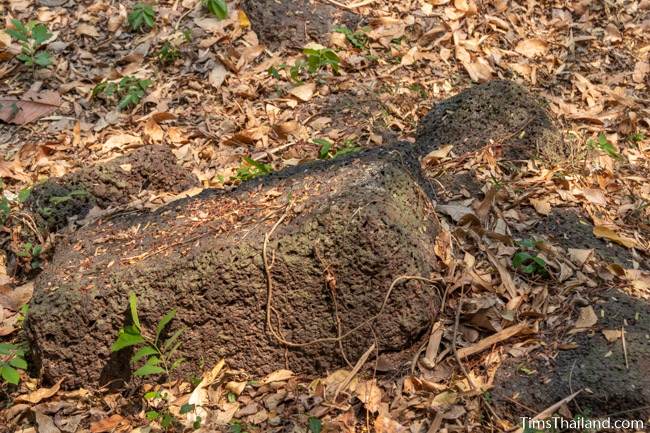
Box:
[334, 25, 368, 49]
[233, 157, 272, 181]
[112, 292, 185, 378]
[512, 239, 549, 277]
[587, 133, 621, 159]
[203, 0, 228, 19]
[92, 76, 152, 111]
[5, 19, 53, 68]
[128, 3, 156, 31]
[0, 343, 27, 386]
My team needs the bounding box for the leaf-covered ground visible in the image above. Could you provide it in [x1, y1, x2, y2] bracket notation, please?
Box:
[1, 0, 649, 432]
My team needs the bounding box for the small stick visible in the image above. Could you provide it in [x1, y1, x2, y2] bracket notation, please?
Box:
[621, 325, 629, 369]
[334, 343, 375, 400]
[514, 390, 582, 433]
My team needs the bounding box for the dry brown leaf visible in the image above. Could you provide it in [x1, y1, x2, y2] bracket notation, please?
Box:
[572, 306, 597, 331]
[568, 248, 593, 266]
[0, 281, 33, 311]
[633, 61, 649, 83]
[356, 379, 382, 413]
[288, 83, 316, 102]
[34, 410, 61, 433]
[530, 198, 552, 215]
[593, 225, 637, 248]
[602, 329, 622, 342]
[76, 23, 101, 38]
[209, 62, 228, 89]
[374, 414, 406, 433]
[0, 90, 62, 125]
[260, 369, 293, 384]
[515, 38, 548, 58]
[16, 378, 64, 404]
[90, 414, 127, 433]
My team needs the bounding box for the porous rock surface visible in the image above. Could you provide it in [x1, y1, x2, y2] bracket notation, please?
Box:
[241, 0, 359, 49]
[27, 146, 441, 388]
[26, 80, 567, 390]
[28, 145, 198, 231]
[416, 80, 562, 160]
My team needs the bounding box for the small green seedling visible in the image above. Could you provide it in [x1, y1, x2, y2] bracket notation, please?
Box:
[92, 76, 152, 111]
[268, 47, 341, 83]
[5, 19, 53, 68]
[143, 391, 200, 431]
[587, 133, 621, 159]
[0, 343, 27, 385]
[157, 41, 181, 65]
[308, 416, 322, 433]
[334, 25, 368, 49]
[233, 157, 273, 181]
[303, 47, 340, 74]
[203, 0, 228, 19]
[128, 3, 156, 31]
[17, 242, 43, 270]
[112, 292, 185, 378]
[512, 239, 549, 278]
[627, 131, 646, 144]
[314, 138, 361, 160]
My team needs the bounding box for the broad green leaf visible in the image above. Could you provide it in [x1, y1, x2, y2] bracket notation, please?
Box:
[9, 357, 27, 370]
[205, 0, 228, 20]
[308, 416, 322, 433]
[129, 292, 141, 331]
[34, 51, 52, 67]
[31, 24, 52, 46]
[144, 391, 161, 400]
[112, 330, 145, 352]
[17, 188, 31, 203]
[180, 403, 195, 414]
[155, 309, 176, 343]
[146, 410, 161, 420]
[0, 343, 18, 354]
[132, 346, 158, 362]
[145, 356, 161, 365]
[134, 364, 166, 377]
[1, 364, 20, 385]
[314, 139, 332, 159]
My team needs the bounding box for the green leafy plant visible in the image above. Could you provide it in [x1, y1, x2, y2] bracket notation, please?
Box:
[512, 239, 549, 277]
[587, 133, 621, 159]
[203, 0, 228, 19]
[314, 138, 361, 160]
[92, 76, 152, 111]
[112, 292, 184, 378]
[157, 41, 181, 65]
[334, 25, 368, 49]
[5, 19, 53, 68]
[128, 3, 156, 31]
[17, 241, 43, 270]
[268, 47, 341, 84]
[303, 47, 340, 74]
[0, 343, 27, 385]
[627, 131, 646, 144]
[308, 416, 322, 433]
[233, 157, 273, 181]
[142, 391, 200, 431]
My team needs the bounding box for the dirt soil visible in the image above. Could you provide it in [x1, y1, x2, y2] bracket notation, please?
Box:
[26, 145, 442, 389]
[241, 0, 360, 49]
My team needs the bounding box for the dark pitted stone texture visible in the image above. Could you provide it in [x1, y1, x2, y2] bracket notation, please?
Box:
[416, 80, 562, 160]
[241, 0, 359, 49]
[26, 146, 441, 389]
[28, 146, 198, 231]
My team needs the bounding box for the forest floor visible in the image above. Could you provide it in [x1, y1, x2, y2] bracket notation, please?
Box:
[1, 0, 649, 432]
